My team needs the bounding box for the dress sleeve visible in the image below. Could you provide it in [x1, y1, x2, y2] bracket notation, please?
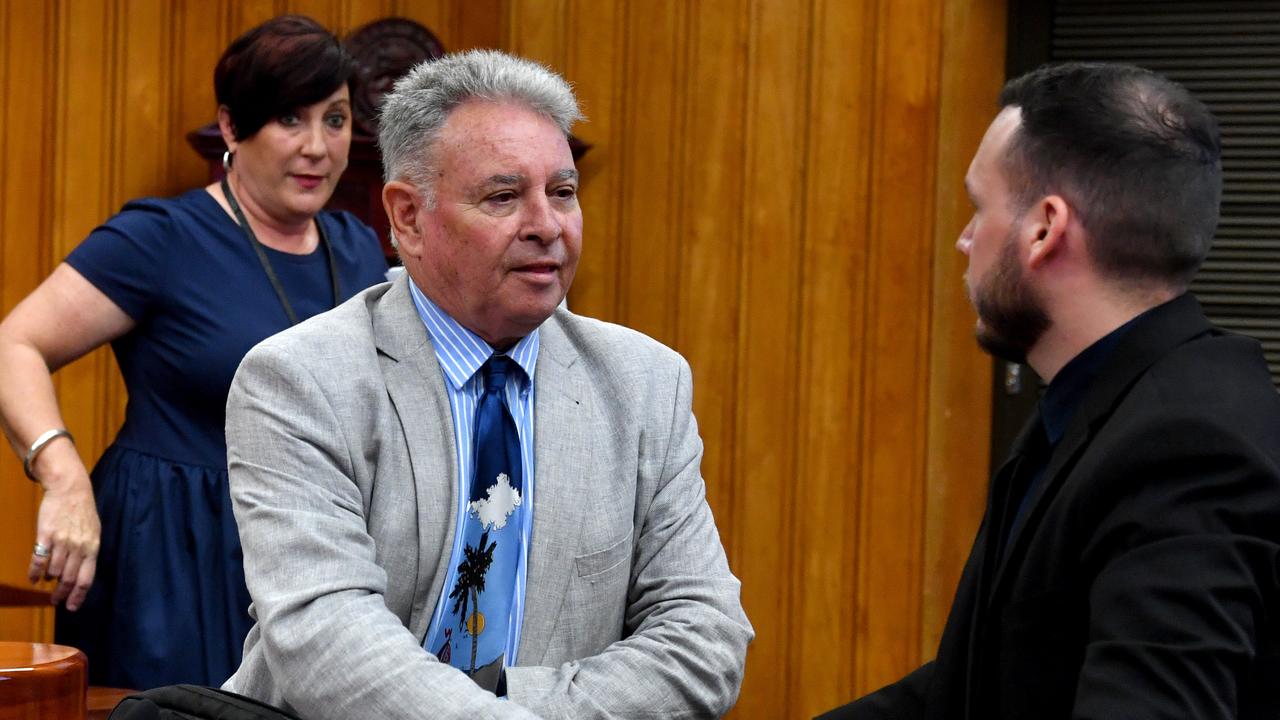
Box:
[320, 210, 389, 298]
[64, 198, 174, 321]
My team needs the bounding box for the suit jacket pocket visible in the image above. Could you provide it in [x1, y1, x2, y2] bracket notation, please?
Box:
[575, 529, 634, 580]
[556, 529, 634, 660]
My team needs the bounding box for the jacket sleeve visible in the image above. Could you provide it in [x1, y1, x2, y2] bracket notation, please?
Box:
[505, 355, 755, 718]
[814, 663, 933, 720]
[1071, 411, 1280, 720]
[226, 341, 540, 720]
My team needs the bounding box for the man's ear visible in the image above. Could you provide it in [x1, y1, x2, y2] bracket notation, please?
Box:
[383, 181, 427, 256]
[1026, 194, 1071, 270]
[216, 106, 238, 153]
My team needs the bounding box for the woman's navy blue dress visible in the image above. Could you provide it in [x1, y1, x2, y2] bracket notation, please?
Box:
[57, 189, 388, 689]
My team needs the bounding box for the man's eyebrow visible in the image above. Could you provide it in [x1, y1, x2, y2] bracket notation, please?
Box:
[472, 171, 578, 194]
[470, 174, 524, 195]
[483, 173, 524, 188]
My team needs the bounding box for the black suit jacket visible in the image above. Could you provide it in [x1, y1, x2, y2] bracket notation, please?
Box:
[821, 295, 1280, 720]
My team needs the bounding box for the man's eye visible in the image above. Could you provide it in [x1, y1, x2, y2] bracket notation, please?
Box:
[487, 192, 517, 204]
[553, 186, 577, 200]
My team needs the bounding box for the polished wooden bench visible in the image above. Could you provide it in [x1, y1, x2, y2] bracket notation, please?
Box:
[0, 642, 134, 720]
[0, 641, 87, 719]
[0, 585, 134, 719]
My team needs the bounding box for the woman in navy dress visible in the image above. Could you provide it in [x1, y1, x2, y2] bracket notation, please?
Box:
[0, 16, 386, 689]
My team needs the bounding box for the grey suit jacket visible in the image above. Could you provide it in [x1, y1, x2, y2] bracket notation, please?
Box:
[223, 274, 753, 719]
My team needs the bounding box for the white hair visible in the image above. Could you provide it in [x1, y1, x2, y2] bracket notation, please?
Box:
[377, 49, 582, 195]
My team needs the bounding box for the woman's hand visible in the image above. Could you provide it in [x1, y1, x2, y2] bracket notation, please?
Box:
[28, 452, 101, 610]
[0, 263, 132, 611]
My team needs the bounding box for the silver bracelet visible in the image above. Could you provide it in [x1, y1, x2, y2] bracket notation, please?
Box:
[23, 428, 75, 482]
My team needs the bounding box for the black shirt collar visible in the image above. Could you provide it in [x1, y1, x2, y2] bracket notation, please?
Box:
[1039, 309, 1152, 445]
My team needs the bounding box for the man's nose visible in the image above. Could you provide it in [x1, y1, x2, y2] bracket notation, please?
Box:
[521, 195, 562, 245]
[956, 219, 974, 255]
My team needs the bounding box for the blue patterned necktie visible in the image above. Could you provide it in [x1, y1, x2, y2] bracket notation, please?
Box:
[435, 354, 525, 691]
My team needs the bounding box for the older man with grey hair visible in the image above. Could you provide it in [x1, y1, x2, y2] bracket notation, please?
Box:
[222, 49, 752, 719]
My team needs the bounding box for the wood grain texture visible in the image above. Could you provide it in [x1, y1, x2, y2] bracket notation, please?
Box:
[391, 0, 451, 41]
[669, 0, 749, 581]
[560, 0, 624, 321]
[923, 0, 1006, 659]
[730, 0, 807, 714]
[0, 2, 1004, 716]
[789, 0, 876, 712]
[854, 0, 943, 694]
[0, 0, 58, 644]
[501, 0, 1000, 713]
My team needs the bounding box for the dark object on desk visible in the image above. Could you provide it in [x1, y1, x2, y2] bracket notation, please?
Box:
[108, 685, 301, 720]
[188, 17, 592, 259]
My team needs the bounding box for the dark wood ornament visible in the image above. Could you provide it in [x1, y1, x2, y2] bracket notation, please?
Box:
[345, 19, 446, 137]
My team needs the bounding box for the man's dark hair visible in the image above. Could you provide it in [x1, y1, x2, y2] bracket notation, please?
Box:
[214, 15, 356, 140]
[999, 62, 1221, 289]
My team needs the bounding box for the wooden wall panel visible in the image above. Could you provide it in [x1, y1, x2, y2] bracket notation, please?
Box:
[557, 0, 625, 321]
[507, 0, 1003, 714]
[615, 1, 689, 342]
[854, 0, 943, 693]
[285, 0, 341, 28]
[169, 2, 230, 193]
[391, 0, 452, 38]
[923, 0, 1006, 660]
[340, 0, 394, 33]
[448, 0, 505, 53]
[54, 0, 122, 487]
[0, 1, 1006, 716]
[231, 0, 286, 31]
[669, 0, 749, 574]
[0, 0, 57, 643]
[791, 0, 877, 712]
[731, 1, 807, 715]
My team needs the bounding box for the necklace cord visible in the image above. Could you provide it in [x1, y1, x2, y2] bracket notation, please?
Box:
[220, 174, 341, 325]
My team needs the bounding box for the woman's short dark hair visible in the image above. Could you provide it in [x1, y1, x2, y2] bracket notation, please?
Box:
[214, 15, 356, 140]
[999, 62, 1222, 290]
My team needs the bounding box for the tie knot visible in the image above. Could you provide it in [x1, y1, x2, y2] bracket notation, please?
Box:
[483, 355, 515, 394]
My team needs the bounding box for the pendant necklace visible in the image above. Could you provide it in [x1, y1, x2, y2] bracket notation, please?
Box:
[220, 174, 340, 326]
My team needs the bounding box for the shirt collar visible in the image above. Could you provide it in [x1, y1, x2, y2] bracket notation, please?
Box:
[1039, 308, 1149, 445]
[408, 278, 539, 391]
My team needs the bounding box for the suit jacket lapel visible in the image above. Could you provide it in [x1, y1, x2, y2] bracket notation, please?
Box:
[973, 415, 1041, 616]
[372, 274, 460, 640]
[989, 294, 1215, 597]
[517, 315, 591, 664]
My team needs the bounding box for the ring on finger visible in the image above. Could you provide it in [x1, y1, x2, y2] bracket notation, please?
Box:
[33, 542, 50, 558]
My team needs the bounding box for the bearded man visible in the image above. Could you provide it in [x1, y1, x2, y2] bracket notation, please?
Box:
[821, 62, 1280, 720]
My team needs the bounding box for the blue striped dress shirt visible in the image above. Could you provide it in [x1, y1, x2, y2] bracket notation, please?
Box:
[409, 279, 539, 667]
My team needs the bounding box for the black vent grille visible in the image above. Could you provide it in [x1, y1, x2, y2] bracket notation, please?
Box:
[1052, 0, 1280, 386]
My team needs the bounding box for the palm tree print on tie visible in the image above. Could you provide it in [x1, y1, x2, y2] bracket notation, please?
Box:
[448, 529, 498, 674]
